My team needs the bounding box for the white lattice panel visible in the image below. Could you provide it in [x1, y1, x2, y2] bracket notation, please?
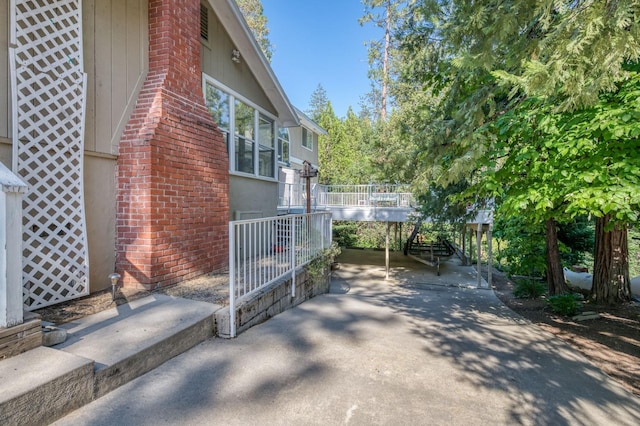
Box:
[10, 0, 90, 310]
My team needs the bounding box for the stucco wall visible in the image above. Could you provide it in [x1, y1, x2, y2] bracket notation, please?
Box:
[229, 175, 278, 219]
[84, 155, 117, 292]
[288, 127, 319, 166]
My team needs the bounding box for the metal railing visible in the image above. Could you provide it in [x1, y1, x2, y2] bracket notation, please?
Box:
[228, 212, 332, 336]
[278, 182, 319, 211]
[278, 183, 413, 209]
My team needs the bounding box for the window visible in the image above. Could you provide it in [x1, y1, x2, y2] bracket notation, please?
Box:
[203, 75, 278, 179]
[277, 127, 290, 165]
[234, 100, 255, 174]
[258, 114, 275, 177]
[302, 127, 313, 151]
[204, 84, 229, 150]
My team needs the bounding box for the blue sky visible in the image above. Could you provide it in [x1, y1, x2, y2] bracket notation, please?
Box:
[261, 0, 382, 119]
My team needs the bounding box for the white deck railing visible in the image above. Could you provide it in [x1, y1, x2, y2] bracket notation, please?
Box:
[228, 212, 332, 336]
[278, 183, 413, 209]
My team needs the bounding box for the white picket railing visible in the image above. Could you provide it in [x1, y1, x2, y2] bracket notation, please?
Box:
[228, 212, 332, 337]
[278, 183, 413, 210]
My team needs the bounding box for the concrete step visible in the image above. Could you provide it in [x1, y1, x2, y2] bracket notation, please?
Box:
[56, 294, 221, 397]
[0, 347, 94, 426]
[0, 294, 222, 425]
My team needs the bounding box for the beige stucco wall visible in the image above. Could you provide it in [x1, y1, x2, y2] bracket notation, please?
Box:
[288, 127, 319, 166]
[229, 175, 278, 219]
[83, 155, 118, 292]
[0, 140, 10, 167]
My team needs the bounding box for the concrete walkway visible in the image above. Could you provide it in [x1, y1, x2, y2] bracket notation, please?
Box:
[54, 250, 640, 425]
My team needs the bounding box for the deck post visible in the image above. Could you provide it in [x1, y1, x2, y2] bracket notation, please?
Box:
[1, 163, 28, 328]
[385, 221, 390, 280]
[487, 224, 493, 288]
[461, 227, 467, 265]
[476, 226, 482, 288]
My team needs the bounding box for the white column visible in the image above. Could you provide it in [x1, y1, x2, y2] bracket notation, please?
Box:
[0, 163, 28, 328]
[476, 226, 483, 288]
[385, 222, 390, 280]
[487, 224, 493, 288]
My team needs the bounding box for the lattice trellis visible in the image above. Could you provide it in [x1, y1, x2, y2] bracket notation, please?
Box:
[10, 0, 90, 310]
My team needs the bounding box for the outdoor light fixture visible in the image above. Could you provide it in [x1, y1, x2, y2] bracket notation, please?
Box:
[109, 273, 121, 301]
[231, 49, 241, 63]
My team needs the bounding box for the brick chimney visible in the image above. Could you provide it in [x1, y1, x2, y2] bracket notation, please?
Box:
[116, 0, 229, 289]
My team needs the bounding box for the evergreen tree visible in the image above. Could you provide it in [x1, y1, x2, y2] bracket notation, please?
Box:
[237, 0, 274, 61]
[307, 84, 329, 122]
[393, 1, 640, 301]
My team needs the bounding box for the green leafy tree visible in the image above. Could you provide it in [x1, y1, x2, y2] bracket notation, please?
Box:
[392, 1, 640, 302]
[237, 0, 274, 61]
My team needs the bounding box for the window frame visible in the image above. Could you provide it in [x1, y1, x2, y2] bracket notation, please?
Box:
[301, 127, 313, 151]
[202, 74, 280, 181]
[277, 127, 290, 166]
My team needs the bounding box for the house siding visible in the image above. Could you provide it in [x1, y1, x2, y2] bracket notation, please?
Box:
[229, 176, 278, 219]
[84, 0, 149, 155]
[1, 3, 9, 140]
[288, 127, 319, 166]
[200, 3, 276, 117]
[1, 1, 148, 292]
[201, 2, 282, 220]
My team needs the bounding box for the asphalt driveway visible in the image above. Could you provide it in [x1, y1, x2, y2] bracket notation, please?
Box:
[54, 249, 640, 425]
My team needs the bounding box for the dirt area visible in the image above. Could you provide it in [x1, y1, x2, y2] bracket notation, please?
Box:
[34, 272, 228, 325]
[35, 264, 639, 397]
[487, 267, 640, 397]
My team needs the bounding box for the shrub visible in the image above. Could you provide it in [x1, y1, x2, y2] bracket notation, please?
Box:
[546, 294, 581, 316]
[513, 279, 546, 299]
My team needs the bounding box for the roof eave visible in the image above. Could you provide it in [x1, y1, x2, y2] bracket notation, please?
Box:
[208, 0, 300, 127]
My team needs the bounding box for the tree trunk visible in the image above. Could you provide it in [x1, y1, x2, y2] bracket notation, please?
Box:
[381, 0, 390, 121]
[545, 218, 568, 295]
[592, 214, 631, 305]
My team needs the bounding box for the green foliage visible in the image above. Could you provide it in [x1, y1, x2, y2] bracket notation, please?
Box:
[512, 279, 546, 299]
[315, 103, 376, 185]
[236, 0, 274, 61]
[332, 223, 359, 248]
[415, 182, 472, 227]
[332, 221, 401, 250]
[493, 215, 546, 278]
[557, 217, 595, 267]
[307, 84, 329, 122]
[307, 243, 342, 285]
[546, 294, 582, 317]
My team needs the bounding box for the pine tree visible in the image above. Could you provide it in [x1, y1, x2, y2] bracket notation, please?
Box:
[236, 0, 274, 61]
[394, 1, 640, 301]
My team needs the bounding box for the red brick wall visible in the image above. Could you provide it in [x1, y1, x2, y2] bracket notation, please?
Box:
[116, 0, 229, 289]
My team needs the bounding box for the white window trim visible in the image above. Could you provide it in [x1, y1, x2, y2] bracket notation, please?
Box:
[202, 73, 279, 181]
[277, 127, 290, 166]
[301, 127, 314, 152]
